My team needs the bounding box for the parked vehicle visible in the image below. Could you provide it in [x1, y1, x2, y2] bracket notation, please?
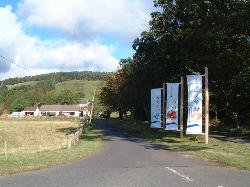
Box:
[57, 114, 67, 117]
[8, 112, 24, 117]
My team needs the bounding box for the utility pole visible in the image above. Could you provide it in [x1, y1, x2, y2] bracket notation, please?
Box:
[89, 89, 96, 124]
[205, 67, 209, 144]
[180, 77, 184, 138]
[162, 83, 166, 130]
[0, 80, 5, 89]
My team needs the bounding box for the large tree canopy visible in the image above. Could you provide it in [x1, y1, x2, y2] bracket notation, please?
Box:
[100, 0, 250, 125]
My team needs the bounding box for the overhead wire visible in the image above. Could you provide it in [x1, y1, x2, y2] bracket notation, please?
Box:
[0, 55, 37, 75]
[0, 54, 38, 88]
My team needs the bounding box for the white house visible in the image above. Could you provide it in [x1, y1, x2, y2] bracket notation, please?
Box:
[22, 106, 39, 116]
[39, 105, 80, 117]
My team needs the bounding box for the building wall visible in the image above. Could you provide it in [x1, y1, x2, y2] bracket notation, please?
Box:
[39, 111, 79, 117]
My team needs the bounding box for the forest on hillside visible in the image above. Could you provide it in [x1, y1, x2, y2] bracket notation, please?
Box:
[99, 0, 250, 127]
[0, 80, 83, 114]
[0, 71, 108, 87]
[0, 71, 106, 114]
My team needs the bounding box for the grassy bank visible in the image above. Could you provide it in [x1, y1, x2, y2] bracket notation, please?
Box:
[0, 120, 103, 175]
[110, 119, 250, 171]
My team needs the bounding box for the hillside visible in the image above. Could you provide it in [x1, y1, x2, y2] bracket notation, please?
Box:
[56, 80, 103, 100]
[0, 79, 103, 113]
[1, 71, 108, 86]
[5, 80, 102, 101]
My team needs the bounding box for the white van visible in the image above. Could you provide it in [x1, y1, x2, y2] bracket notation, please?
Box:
[9, 112, 24, 117]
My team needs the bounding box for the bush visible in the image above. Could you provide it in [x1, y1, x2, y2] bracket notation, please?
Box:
[189, 135, 204, 142]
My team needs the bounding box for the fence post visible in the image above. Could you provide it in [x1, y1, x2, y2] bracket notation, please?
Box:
[76, 132, 79, 142]
[72, 135, 75, 145]
[67, 136, 71, 149]
[4, 140, 7, 157]
[39, 135, 42, 153]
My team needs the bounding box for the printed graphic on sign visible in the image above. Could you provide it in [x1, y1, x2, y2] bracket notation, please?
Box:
[151, 88, 162, 128]
[186, 75, 203, 134]
[165, 83, 179, 130]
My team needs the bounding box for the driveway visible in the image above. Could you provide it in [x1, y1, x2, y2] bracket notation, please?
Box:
[1, 119, 250, 187]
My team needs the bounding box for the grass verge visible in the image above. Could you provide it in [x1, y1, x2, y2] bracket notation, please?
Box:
[109, 118, 250, 171]
[0, 122, 103, 175]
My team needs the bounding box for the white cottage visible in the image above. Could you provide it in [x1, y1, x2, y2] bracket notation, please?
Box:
[22, 106, 39, 116]
[39, 105, 80, 117]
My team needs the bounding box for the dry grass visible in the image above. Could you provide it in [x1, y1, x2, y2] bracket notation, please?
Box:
[0, 119, 82, 154]
[0, 121, 103, 175]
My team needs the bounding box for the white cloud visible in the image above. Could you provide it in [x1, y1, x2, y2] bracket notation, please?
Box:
[18, 0, 153, 40]
[0, 6, 119, 80]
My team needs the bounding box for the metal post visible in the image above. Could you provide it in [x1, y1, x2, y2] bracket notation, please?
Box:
[162, 83, 166, 130]
[180, 77, 184, 138]
[205, 67, 209, 144]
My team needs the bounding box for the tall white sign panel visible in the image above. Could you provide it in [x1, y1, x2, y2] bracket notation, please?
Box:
[151, 88, 162, 128]
[186, 75, 203, 134]
[165, 83, 179, 130]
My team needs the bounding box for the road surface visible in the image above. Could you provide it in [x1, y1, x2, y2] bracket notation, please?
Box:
[1, 120, 250, 187]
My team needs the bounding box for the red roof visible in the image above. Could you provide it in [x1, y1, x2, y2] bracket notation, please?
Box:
[23, 106, 37, 111]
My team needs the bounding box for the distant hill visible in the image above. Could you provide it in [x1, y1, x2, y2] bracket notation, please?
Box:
[1, 71, 109, 86]
[6, 80, 103, 100]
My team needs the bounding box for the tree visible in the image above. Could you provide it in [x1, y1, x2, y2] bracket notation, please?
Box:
[100, 0, 250, 125]
[56, 89, 79, 105]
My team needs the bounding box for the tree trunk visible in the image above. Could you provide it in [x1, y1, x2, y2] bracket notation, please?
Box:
[119, 110, 123, 120]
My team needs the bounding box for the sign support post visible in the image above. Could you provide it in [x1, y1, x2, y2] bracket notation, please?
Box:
[162, 83, 166, 130]
[180, 77, 184, 138]
[205, 67, 209, 144]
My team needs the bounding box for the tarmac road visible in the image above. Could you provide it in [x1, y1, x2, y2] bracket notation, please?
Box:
[1, 119, 250, 187]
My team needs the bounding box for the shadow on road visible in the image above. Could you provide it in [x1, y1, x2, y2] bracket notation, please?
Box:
[96, 119, 211, 152]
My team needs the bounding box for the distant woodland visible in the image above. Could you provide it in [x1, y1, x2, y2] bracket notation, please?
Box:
[0, 71, 108, 86]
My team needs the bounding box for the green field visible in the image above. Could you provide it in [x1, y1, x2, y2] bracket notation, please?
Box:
[110, 119, 250, 171]
[0, 119, 103, 175]
[56, 80, 103, 100]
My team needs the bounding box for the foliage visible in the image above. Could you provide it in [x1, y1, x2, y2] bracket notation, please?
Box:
[56, 89, 80, 105]
[100, 0, 250, 125]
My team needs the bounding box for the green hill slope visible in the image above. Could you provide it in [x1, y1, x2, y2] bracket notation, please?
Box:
[56, 80, 103, 100]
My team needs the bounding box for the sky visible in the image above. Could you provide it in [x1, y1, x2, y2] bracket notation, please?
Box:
[0, 0, 155, 80]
